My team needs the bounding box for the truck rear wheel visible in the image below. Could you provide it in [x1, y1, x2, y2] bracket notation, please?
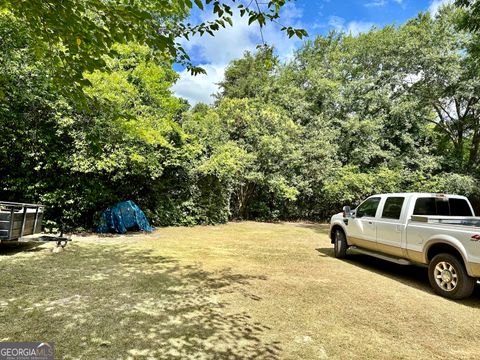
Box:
[428, 253, 476, 300]
[334, 229, 347, 259]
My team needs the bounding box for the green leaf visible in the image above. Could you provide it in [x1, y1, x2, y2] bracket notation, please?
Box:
[194, 0, 203, 10]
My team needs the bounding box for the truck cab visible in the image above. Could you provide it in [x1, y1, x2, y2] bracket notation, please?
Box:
[329, 193, 480, 299]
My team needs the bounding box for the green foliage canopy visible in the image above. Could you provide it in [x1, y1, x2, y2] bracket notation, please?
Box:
[0, 0, 306, 89]
[2, 4, 480, 229]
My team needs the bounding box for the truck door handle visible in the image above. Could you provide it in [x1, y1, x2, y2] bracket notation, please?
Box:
[368, 221, 373, 224]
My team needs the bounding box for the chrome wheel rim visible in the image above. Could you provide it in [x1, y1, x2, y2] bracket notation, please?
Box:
[434, 261, 458, 292]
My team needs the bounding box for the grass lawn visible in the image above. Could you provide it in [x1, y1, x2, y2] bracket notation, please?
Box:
[1, 222, 479, 359]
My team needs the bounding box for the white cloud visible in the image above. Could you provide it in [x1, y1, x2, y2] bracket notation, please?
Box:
[347, 21, 376, 35]
[428, 0, 453, 15]
[364, 0, 405, 8]
[172, 2, 304, 104]
[328, 16, 345, 32]
[179, 15, 257, 66]
[364, 0, 387, 7]
[172, 64, 225, 105]
[328, 16, 376, 36]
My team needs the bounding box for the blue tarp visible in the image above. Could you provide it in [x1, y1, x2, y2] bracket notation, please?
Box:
[96, 200, 154, 234]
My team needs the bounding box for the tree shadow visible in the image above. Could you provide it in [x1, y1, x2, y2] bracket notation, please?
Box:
[315, 247, 480, 307]
[0, 244, 280, 359]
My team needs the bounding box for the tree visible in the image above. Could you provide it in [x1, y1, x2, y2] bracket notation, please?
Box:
[217, 46, 278, 100]
[1, 0, 307, 89]
[0, 13, 195, 230]
[457, 0, 480, 29]
[456, 0, 480, 56]
[400, 7, 480, 173]
[184, 98, 304, 219]
[266, 7, 480, 215]
[282, 27, 433, 169]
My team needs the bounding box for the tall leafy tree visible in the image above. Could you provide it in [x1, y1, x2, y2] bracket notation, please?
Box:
[400, 7, 480, 173]
[457, 0, 480, 29]
[184, 98, 304, 219]
[0, 13, 193, 229]
[217, 46, 278, 100]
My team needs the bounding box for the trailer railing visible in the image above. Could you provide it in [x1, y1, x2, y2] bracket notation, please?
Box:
[0, 202, 45, 241]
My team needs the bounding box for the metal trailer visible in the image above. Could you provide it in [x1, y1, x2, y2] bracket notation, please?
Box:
[0, 202, 70, 247]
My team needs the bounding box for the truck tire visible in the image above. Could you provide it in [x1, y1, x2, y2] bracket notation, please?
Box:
[428, 253, 476, 300]
[334, 229, 348, 259]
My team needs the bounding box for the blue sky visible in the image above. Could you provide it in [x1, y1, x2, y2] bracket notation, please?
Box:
[172, 0, 452, 105]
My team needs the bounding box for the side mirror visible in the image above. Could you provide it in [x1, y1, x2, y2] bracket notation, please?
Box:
[342, 206, 352, 218]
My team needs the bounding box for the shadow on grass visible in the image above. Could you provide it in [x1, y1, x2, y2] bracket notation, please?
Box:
[0, 242, 44, 255]
[316, 247, 480, 307]
[280, 222, 330, 235]
[0, 244, 279, 359]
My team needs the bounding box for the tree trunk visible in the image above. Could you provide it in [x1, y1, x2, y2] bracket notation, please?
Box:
[455, 123, 464, 170]
[469, 123, 480, 169]
[237, 183, 255, 219]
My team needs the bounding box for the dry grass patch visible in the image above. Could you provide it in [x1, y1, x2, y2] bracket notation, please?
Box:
[0, 221, 479, 359]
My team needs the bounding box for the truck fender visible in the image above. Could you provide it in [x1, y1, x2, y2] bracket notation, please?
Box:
[423, 235, 468, 265]
[329, 220, 348, 244]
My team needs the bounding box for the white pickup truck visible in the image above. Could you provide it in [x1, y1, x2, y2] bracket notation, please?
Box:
[329, 193, 480, 299]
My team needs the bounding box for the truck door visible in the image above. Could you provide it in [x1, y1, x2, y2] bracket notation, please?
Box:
[375, 196, 405, 257]
[347, 197, 380, 250]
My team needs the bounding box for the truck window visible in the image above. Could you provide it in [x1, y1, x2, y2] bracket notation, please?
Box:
[356, 197, 381, 218]
[450, 198, 473, 216]
[382, 197, 404, 220]
[413, 197, 473, 216]
[413, 198, 436, 215]
[436, 199, 450, 215]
